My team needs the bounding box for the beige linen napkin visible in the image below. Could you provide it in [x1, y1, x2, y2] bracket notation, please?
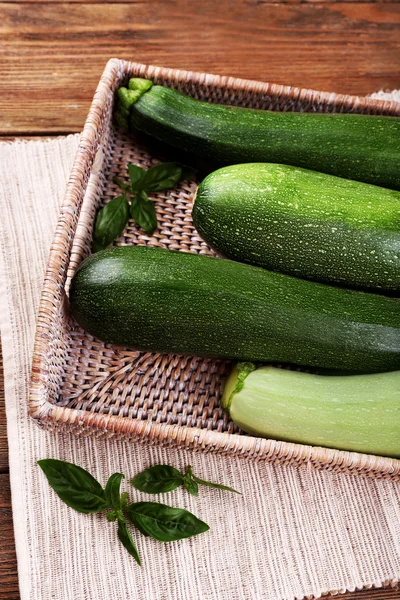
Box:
[0, 122, 399, 600]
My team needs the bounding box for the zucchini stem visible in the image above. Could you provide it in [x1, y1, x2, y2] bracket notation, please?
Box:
[115, 78, 153, 129]
[221, 362, 256, 414]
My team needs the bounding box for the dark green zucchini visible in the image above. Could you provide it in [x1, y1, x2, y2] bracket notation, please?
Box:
[69, 246, 400, 373]
[115, 78, 400, 190]
[192, 163, 400, 291]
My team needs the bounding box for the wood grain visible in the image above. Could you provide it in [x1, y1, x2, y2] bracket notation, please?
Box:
[2, 0, 399, 4]
[1, 2, 400, 133]
[0, 473, 19, 600]
[0, 351, 8, 474]
[330, 590, 400, 599]
[0, 354, 19, 599]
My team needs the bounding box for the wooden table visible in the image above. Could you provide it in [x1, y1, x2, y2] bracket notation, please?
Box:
[1, 1, 399, 598]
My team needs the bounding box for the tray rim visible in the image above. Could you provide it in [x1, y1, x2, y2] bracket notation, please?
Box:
[29, 57, 400, 480]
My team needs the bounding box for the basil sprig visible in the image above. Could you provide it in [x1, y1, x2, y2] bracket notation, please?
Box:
[38, 458, 237, 566]
[131, 464, 240, 496]
[92, 161, 194, 251]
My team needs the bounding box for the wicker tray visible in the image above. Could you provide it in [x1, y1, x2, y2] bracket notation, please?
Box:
[29, 58, 400, 480]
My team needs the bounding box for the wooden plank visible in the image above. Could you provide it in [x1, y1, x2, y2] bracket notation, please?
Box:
[1, 2, 399, 133]
[2, 0, 398, 4]
[0, 474, 19, 600]
[3, 0, 165, 2]
[0, 352, 8, 474]
[260, 0, 400, 2]
[334, 590, 400, 599]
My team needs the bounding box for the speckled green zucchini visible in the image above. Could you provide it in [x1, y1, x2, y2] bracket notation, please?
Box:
[221, 363, 400, 457]
[69, 246, 400, 373]
[115, 78, 400, 190]
[192, 163, 400, 291]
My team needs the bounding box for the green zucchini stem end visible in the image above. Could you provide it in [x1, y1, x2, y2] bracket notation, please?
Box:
[221, 362, 256, 414]
[115, 78, 153, 129]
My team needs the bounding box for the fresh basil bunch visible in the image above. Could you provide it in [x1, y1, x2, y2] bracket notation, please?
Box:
[38, 459, 239, 565]
[92, 161, 195, 252]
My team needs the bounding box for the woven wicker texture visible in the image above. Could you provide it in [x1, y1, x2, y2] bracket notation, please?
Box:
[29, 58, 400, 479]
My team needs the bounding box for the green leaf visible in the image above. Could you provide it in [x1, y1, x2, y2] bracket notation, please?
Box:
[130, 191, 157, 236]
[128, 163, 145, 191]
[127, 502, 209, 542]
[117, 517, 141, 565]
[140, 162, 183, 193]
[131, 465, 183, 494]
[107, 511, 118, 522]
[92, 195, 129, 252]
[37, 459, 109, 514]
[105, 473, 124, 510]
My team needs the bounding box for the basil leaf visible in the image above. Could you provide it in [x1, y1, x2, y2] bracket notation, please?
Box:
[130, 191, 157, 235]
[127, 502, 209, 542]
[105, 473, 124, 510]
[38, 459, 109, 514]
[131, 465, 183, 494]
[92, 195, 129, 252]
[140, 162, 182, 193]
[192, 475, 241, 495]
[117, 517, 141, 565]
[128, 163, 145, 191]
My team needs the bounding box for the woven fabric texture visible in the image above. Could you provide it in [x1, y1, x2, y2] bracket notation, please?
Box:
[0, 127, 399, 600]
